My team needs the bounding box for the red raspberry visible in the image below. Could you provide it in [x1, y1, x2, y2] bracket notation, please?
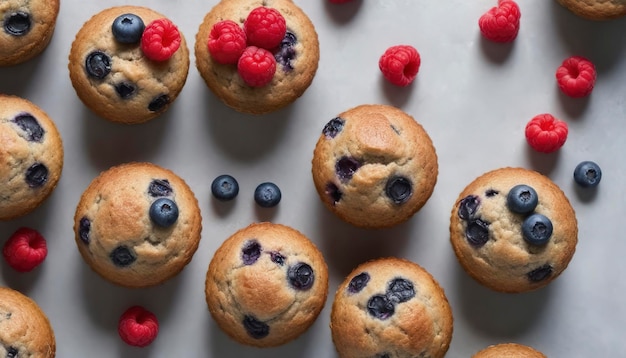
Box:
[141, 18, 181, 62]
[244, 7, 287, 49]
[379, 45, 421, 87]
[479, 0, 521, 43]
[556, 56, 596, 98]
[208, 20, 247, 65]
[118, 306, 159, 347]
[525, 114, 568, 153]
[2, 227, 47, 272]
[237, 46, 277, 87]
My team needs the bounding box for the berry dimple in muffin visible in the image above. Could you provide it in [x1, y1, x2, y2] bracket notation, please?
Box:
[0, 95, 64, 220]
[0, 0, 60, 66]
[312, 104, 438, 229]
[73, 162, 202, 288]
[450, 167, 578, 293]
[194, 0, 320, 114]
[68, 6, 189, 124]
[205, 222, 329, 347]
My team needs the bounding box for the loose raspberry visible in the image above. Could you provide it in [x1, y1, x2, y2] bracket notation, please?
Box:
[237, 46, 277, 87]
[208, 20, 247, 65]
[244, 7, 287, 49]
[556, 56, 596, 98]
[2, 227, 47, 272]
[379, 45, 421, 87]
[525, 114, 568, 153]
[118, 306, 159, 348]
[141, 18, 181, 62]
[479, 0, 521, 43]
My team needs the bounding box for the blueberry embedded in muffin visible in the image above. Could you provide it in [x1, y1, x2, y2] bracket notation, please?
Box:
[205, 222, 328, 347]
[450, 167, 578, 293]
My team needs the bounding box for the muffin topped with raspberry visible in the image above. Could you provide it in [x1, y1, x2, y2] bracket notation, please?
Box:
[195, 0, 320, 114]
[450, 167, 578, 293]
[0, 0, 60, 66]
[68, 6, 189, 124]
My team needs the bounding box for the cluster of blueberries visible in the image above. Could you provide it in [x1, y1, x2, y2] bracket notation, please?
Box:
[12, 113, 49, 188]
[211, 174, 281, 208]
[347, 272, 416, 321]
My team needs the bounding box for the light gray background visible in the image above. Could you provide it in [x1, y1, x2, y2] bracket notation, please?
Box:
[1, 0, 625, 357]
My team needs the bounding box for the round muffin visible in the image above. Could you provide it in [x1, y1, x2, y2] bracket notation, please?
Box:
[312, 104, 438, 229]
[473, 343, 547, 358]
[330, 257, 453, 358]
[0, 287, 55, 357]
[73, 162, 202, 288]
[205, 222, 328, 347]
[195, 0, 319, 114]
[68, 6, 190, 124]
[450, 167, 578, 293]
[0, 95, 64, 221]
[0, 0, 60, 66]
[556, 0, 626, 20]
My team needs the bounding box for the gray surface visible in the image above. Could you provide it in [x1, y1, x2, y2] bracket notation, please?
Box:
[1, 0, 625, 357]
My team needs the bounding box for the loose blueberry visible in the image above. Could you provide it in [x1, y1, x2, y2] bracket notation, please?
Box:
[148, 94, 170, 112]
[25, 163, 48, 187]
[242, 315, 269, 339]
[325, 182, 342, 205]
[367, 295, 395, 320]
[242, 240, 261, 265]
[6, 347, 18, 358]
[336, 157, 361, 181]
[573, 161, 602, 188]
[507, 184, 539, 214]
[385, 176, 412, 204]
[85, 51, 112, 79]
[458, 195, 479, 220]
[12, 113, 44, 142]
[322, 117, 345, 138]
[269, 252, 285, 266]
[148, 179, 172, 197]
[79, 217, 91, 245]
[115, 82, 136, 99]
[288, 263, 315, 290]
[149, 198, 179, 227]
[254, 182, 281, 208]
[521, 213, 553, 246]
[526, 264, 553, 282]
[485, 189, 499, 197]
[347, 272, 370, 294]
[386, 278, 415, 303]
[110, 246, 136, 267]
[112, 13, 145, 44]
[273, 31, 297, 71]
[4, 12, 30, 36]
[465, 219, 490, 247]
[211, 174, 239, 201]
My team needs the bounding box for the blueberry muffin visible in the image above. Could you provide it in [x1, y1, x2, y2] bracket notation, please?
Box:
[0, 0, 60, 66]
[0, 287, 56, 357]
[205, 222, 328, 347]
[195, 0, 319, 114]
[312, 104, 438, 229]
[0, 95, 64, 221]
[450, 167, 578, 293]
[68, 6, 189, 124]
[330, 257, 453, 358]
[473, 343, 547, 358]
[556, 0, 626, 20]
[73, 162, 202, 288]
